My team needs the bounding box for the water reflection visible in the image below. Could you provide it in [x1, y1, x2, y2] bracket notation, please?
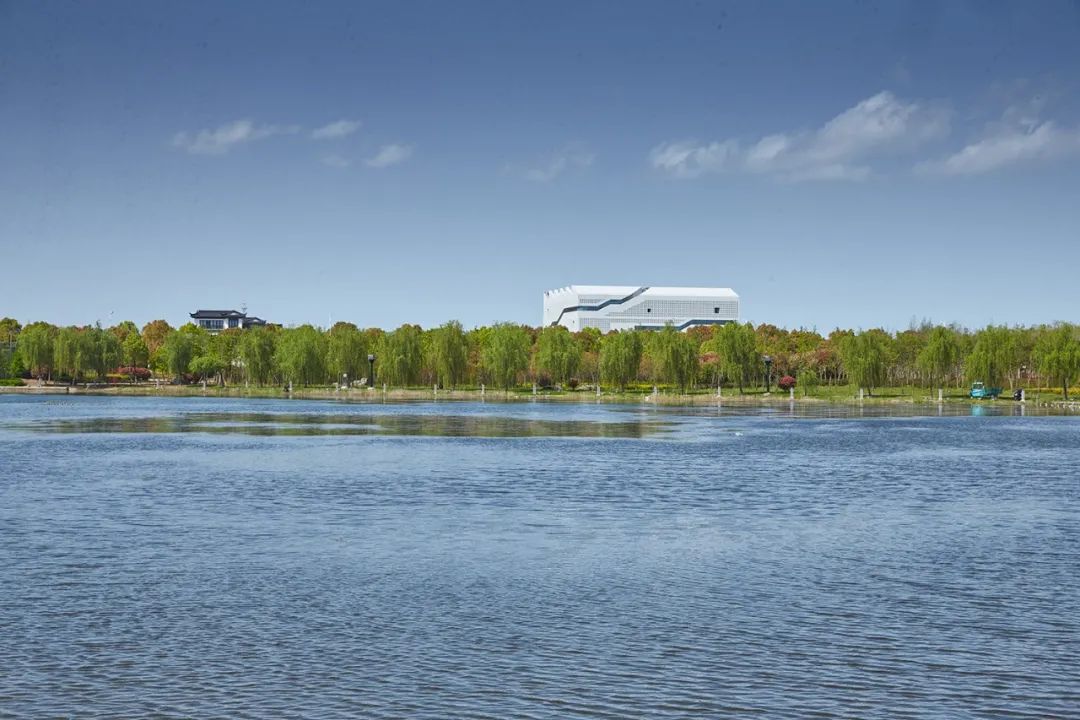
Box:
[14, 411, 668, 438]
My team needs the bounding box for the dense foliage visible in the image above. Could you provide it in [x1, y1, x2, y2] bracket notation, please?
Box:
[4, 315, 1079, 397]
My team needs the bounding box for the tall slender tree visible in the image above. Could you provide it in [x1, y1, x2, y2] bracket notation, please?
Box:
[916, 326, 960, 390]
[599, 330, 643, 391]
[715, 322, 758, 393]
[16, 322, 55, 380]
[482, 323, 530, 390]
[839, 331, 889, 395]
[326, 322, 367, 385]
[1035, 324, 1080, 400]
[428, 320, 469, 388]
[378, 324, 424, 387]
[274, 325, 328, 386]
[647, 325, 698, 392]
[239, 326, 277, 385]
[535, 325, 582, 386]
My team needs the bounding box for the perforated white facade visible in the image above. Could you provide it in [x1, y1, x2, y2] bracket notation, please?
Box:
[542, 286, 739, 332]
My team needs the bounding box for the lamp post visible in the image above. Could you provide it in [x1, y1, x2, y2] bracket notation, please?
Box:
[763, 354, 773, 393]
[368, 354, 376, 388]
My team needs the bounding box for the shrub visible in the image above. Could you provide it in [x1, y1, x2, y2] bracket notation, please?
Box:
[116, 366, 152, 381]
[778, 375, 796, 391]
[0, 377, 24, 387]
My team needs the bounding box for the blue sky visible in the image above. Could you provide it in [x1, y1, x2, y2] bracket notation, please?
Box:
[2, 1, 1079, 331]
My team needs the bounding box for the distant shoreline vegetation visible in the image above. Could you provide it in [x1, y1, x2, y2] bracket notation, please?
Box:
[1, 317, 1079, 401]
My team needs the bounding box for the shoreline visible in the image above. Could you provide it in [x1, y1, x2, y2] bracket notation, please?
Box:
[1, 383, 1073, 409]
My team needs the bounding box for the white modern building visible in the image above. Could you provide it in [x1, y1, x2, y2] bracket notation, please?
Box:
[542, 286, 739, 332]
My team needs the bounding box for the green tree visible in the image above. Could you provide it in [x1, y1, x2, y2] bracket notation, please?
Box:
[239, 326, 277, 385]
[482, 323, 531, 390]
[189, 354, 225, 383]
[839, 330, 889, 395]
[535, 325, 582, 386]
[122, 331, 149, 370]
[916, 326, 960, 390]
[54, 327, 97, 384]
[965, 325, 1018, 388]
[274, 325, 328, 386]
[162, 330, 196, 382]
[647, 325, 698, 392]
[87, 325, 122, 380]
[797, 353, 821, 396]
[715, 322, 758, 393]
[208, 331, 241, 385]
[1035, 324, 1080, 400]
[599, 330, 643, 392]
[0, 317, 21, 344]
[427, 320, 468, 388]
[377, 324, 423, 387]
[326, 322, 367, 384]
[16, 322, 55, 380]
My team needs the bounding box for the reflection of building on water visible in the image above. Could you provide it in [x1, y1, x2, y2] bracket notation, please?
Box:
[543, 286, 739, 332]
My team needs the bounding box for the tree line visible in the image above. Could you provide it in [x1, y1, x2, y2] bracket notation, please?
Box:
[2, 316, 1079, 399]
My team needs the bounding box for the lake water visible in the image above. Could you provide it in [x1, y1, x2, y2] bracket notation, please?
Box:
[2, 395, 1078, 718]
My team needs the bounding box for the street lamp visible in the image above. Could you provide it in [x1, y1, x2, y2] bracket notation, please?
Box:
[368, 354, 376, 388]
[763, 354, 773, 393]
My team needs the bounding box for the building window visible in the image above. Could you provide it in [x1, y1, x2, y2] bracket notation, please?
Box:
[714, 307, 720, 314]
[646, 308, 651, 313]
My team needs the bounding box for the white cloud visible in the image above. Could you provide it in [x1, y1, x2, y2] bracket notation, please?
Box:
[916, 107, 1080, 175]
[650, 91, 949, 181]
[525, 147, 595, 182]
[365, 144, 413, 168]
[311, 120, 362, 140]
[320, 154, 352, 168]
[171, 119, 298, 155]
[649, 140, 738, 178]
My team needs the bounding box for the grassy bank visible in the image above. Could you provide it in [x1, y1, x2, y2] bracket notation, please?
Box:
[2, 381, 1074, 405]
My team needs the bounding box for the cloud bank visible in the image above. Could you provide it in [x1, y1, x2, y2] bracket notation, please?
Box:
[365, 144, 414, 168]
[311, 120, 362, 140]
[525, 147, 595, 182]
[172, 120, 298, 155]
[650, 91, 950, 181]
[918, 104, 1080, 175]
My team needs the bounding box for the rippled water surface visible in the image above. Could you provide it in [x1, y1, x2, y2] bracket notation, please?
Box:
[2, 395, 1079, 718]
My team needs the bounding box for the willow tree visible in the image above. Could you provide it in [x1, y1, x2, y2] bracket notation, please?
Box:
[535, 325, 581, 386]
[839, 330, 889, 395]
[647, 325, 698, 392]
[715, 322, 758, 393]
[239, 326, 277, 385]
[17, 322, 55, 380]
[428, 320, 469, 388]
[1035, 324, 1080, 400]
[965, 325, 1018, 388]
[87, 325, 121, 380]
[599, 330, 642, 392]
[326, 322, 367, 384]
[54, 327, 91, 384]
[482, 323, 530, 390]
[378, 324, 423, 387]
[916, 326, 960, 390]
[162, 330, 196, 382]
[274, 325, 328, 386]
